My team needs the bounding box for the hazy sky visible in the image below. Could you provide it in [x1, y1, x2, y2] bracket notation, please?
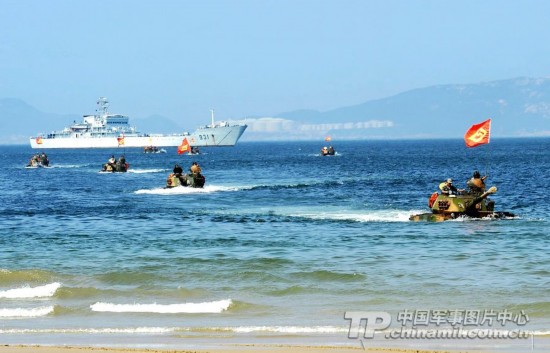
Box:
[1, 0, 550, 125]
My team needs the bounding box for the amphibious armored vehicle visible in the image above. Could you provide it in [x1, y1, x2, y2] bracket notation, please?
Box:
[166, 173, 205, 188]
[409, 186, 515, 222]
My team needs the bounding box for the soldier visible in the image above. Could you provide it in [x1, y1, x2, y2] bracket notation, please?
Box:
[118, 155, 127, 171]
[190, 161, 202, 175]
[440, 178, 464, 195]
[467, 170, 487, 193]
[173, 164, 185, 185]
[108, 155, 116, 166]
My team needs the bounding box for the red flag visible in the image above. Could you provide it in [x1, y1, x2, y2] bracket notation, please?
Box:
[36, 137, 43, 144]
[464, 119, 491, 148]
[117, 134, 125, 146]
[178, 137, 191, 154]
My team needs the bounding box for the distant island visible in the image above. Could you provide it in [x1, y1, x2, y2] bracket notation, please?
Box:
[1, 77, 549, 144]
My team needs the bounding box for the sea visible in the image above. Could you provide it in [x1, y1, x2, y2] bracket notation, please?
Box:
[0, 139, 549, 352]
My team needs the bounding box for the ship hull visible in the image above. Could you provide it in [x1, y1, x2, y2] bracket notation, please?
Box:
[30, 125, 247, 149]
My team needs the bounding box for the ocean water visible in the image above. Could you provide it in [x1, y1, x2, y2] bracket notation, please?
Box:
[0, 139, 549, 350]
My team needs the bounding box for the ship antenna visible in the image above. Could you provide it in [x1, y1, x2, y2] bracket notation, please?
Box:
[97, 97, 109, 117]
[210, 109, 215, 127]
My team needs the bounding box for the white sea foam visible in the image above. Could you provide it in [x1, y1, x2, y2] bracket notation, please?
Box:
[2, 325, 544, 336]
[230, 325, 347, 333]
[0, 306, 54, 318]
[134, 185, 239, 195]
[0, 282, 61, 299]
[531, 330, 550, 336]
[90, 299, 232, 313]
[211, 206, 423, 222]
[46, 164, 83, 169]
[0, 327, 175, 334]
[290, 210, 420, 223]
[448, 214, 520, 222]
[127, 168, 166, 174]
[0, 325, 345, 334]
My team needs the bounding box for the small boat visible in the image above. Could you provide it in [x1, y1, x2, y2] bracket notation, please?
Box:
[144, 146, 166, 153]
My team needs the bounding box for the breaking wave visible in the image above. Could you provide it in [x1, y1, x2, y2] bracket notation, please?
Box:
[0, 306, 54, 318]
[90, 299, 232, 313]
[0, 282, 61, 299]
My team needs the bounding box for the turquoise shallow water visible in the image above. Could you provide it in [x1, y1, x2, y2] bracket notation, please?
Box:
[0, 139, 549, 350]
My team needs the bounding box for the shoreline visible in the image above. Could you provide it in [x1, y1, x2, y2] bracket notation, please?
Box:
[0, 345, 472, 353]
[2, 336, 549, 353]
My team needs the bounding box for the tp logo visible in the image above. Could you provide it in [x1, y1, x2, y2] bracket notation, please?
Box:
[344, 311, 391, 338]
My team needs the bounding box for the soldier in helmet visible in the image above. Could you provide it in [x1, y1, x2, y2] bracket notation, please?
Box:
[467, 170, 487, 194]
[105, 155, 116, 171]
[440, 178, 464, 195]
[173, 164, 185, 185]
[190, 161, 202, 175]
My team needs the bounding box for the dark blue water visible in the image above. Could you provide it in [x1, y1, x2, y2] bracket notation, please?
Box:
[0, 139, 549, 349]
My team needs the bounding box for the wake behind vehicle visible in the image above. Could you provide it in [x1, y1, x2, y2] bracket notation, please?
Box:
[25, 163, 50, 169]
[409, 186, 515, 222]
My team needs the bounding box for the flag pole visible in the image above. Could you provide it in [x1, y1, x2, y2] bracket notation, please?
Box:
[485, 144, 491, 176]
[486, 119, 492, 178]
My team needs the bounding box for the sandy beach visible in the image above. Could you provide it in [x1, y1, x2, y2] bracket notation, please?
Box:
[0, 345, 479, 353]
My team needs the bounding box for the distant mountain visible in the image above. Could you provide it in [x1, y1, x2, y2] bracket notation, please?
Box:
[2, 77, 550, 145]
[0, 98, 77, 144]
[132, 114, 184, 135]
[239, 77, 550, 141]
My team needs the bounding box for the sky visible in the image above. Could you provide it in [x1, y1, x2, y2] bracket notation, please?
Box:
[1, 0, 550, 126]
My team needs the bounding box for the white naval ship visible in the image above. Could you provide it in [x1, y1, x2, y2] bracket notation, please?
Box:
[30, 97, 247, 149]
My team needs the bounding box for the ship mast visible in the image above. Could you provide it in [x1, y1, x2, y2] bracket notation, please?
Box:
[96, 97, 109, 118]
[210, 109, 215, 127]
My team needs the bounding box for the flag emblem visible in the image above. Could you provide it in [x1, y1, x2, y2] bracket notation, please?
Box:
[464, 119, 491, 148]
